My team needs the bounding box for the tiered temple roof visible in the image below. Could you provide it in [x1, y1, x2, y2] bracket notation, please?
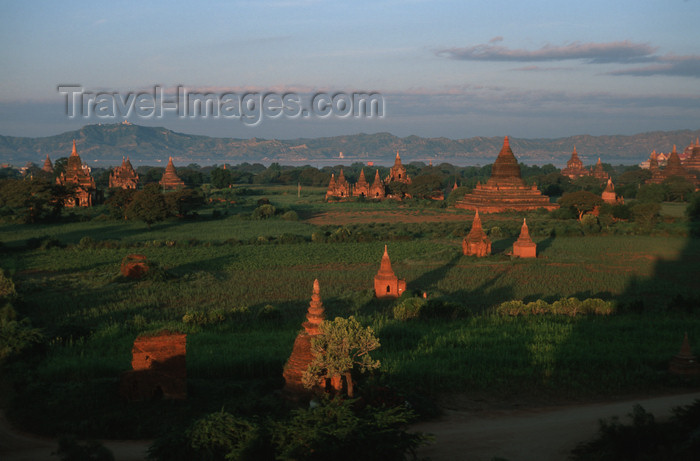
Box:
[109, 156, 139, 189]
[386, 150, 411, 184]
[325, 168, 351, 199]
[512, 218, 536, 258]
[462, 210, 491, 257]
[352, 169, 370, 197]
[561, 147, 590, 179]
[159, 157, 185, 190]
[669, 333, 699, 375]
[682, 137, 700, 173]
[370, 170, 386, 198]
[42, 154, 54, 173]
[374, 245, 406, 298]
[455, 136, 558, 213]
[591, 158, 609, 180]
[56, 140, 95, 207]
[283, 279, 326, 397]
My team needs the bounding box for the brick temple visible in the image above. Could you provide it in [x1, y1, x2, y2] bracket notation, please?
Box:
[56, 140, 95, 207]
[560, 147, 590, 180]
[682, 138, 700, 173]
[601, 178, 624, 205]
[120, 331, 187, 400]
[42, 154, 54, 174]
[283, 279, 326, 397]
[591, 158, 609, 180]
[159, 157, 185, 190]
[109, 156, 139, 189]
[374, 245, 406, 298]
[325, 151, 410, 200]
[669, 333, 700, 376]
[462, 210, 491, 257]
[325, 168, 351, 199]
[386, 150, 411, 184]
[455, 136, 558, 213]
[512, 218, 536, 258]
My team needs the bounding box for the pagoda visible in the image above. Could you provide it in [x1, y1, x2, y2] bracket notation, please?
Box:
[591, 158, 609, 180]
[109, 156, 139, 189]
[369, 170, 386, 198]
[682, 137, 700, 174]
[283, 279, 326, 397]
[669, 333, 700, 376]
[325, 168, 351, 199]
[386, 150, 411, 184]
[352, 169, 370, 197]
[42, 154, 54, 173]
[56, 140, 95, 207]
[462, 210, 491, 257]
[601, 178, 623, 204]
[455, 136, 558, 213]
[648, 146, 697, 186]
[159, 157, 185, 190]
[512, 218, 536, 258]
[374, 245, 406, 298]
[648, 150, 659, 172]
[561, 147, 590, 179]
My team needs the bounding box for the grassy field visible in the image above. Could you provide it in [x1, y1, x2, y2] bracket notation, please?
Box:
[1, 191, 699, 437]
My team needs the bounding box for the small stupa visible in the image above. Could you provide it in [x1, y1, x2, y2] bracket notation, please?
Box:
[601, 178, 623, 204]
[374, 245, 406, 298]
[370, 170, 386, 198]
[283, 279, 326, 397]
[353, 169, 370, 197]
[159, 157, 185, 190]
[42, 154, 54, 173]
[512, 219, 536, 258]
[669, 333, 700, 375]
[462, 210, 491, 257]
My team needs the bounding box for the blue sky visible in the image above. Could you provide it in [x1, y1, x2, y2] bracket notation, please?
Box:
[1, 0, 699, 140]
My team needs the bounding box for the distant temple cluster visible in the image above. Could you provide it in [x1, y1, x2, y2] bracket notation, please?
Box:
[40, 140, 187, 207]
[325, 151, 411, 200]
[560, 147, 609, 180]
[643, 140, 700, 187]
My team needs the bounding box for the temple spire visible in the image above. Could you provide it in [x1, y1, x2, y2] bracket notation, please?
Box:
[303, 279, 325, 336]
[71, 139, 78, 157]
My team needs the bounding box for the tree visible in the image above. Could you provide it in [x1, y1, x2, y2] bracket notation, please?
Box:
[636, 183, 665, 203]
[105, 188, 137, 220]
[164, 188, 205, 217]
[662, 176, 695, 202]
[303, 316, 380, 398]
[0, 178, 67, 223]
[125, 183, 168, 227]
[407, 174, 443, 199]
[210, 167, 233, 189]
[558, 191, 604, 221]
[631, 202, 660, 231]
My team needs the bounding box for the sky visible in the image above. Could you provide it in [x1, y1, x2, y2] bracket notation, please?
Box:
[1, 0, 699, 141]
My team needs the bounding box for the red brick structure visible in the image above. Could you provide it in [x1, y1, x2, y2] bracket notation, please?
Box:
[591, 158, 609, 180]
[352, 169, 370, 197]
[455, 137, 558, 213]
[648, 150, 659, 172]
[374, 245, 406, 298]
[120, 254, 150, 279]
[512, 218, 536, 258]
[283, 279, 326, 397]
[682, 138, 700, 173]
[386, 151, 411, 184]
[56, 140, 96, 207]
[669, 333, 700, 376]
[601, 178, 624, 205]
[370, 169, 386, 198]
[462, 210, 491, 257]
[42, 154, 54, 173]
[120, 331, 187, 400]
[648, 146, 698, 186]
[561, 146, 590, 180]
[159, 157, 185, 190]
[109, 156, 139, 189]
[325, 168, 352, 200]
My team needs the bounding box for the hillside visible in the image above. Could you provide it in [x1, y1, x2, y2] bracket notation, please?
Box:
[1, 123, 698, 166]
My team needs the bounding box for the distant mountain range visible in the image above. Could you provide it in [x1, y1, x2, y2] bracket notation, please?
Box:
[1, 123, 699, 167]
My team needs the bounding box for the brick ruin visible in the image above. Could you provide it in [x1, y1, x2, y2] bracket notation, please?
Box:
[120, 331, 187, 400]
[669, 333, 700, 376]
[462, 210, 491, 257]
[647, 145, 698, 186]
[601, 178, 624, 205]
[120, 254, 150, 279]
[560, 146, 590, 180]
[374, 245, 406, 298]
[283, 279, 326, 398]
[455, 136, 558, 213]
[512, 218, 536, 258]
[159, 156, 186, 190]
[109, 156, 139, 189]
[56, 140, 96, 207]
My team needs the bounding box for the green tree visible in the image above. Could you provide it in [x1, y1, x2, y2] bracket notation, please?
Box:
[1, 303, 43, 364]
[636, 184, 665, 203]
[164, 188, 205, 217]
[631, 202, 661, 231]
[407, 174, 443, 199]
[303, 316, 380, 398]
[105, 188, 137, 220]
[558, 191, 604, 221]
[252, 204, 276, 220]
[125, 183, 168, 227]
[662, 176, 695, 202]
[210, 167, 233, 189]
[0, 178, 67, 223]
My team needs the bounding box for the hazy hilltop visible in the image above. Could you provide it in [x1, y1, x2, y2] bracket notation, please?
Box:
[1, 123, 698, 166]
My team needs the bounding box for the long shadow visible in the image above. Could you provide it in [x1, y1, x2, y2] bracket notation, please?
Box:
[408, 253, 462, 294]
[536, 235, 555, 254]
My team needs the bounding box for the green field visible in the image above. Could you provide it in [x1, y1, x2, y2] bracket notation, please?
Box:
[1, 191, 699, 438]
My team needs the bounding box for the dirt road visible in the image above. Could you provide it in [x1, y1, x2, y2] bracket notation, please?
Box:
[413, 392, 700, 461]
[2, 392, 699, 461]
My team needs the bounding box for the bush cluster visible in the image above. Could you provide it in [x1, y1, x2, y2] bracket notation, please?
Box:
[495, 297, 615, 316]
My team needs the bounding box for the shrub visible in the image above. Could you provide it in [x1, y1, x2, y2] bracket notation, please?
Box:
[53, 436, 114, 461]
[271, 397, 429, 461]
[495, 298, 615, 316]
[257, 304, 281, 322]
[393, 297, 427, 321]
[281, 210, 298, 221]
[252, 204, 276, 220]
